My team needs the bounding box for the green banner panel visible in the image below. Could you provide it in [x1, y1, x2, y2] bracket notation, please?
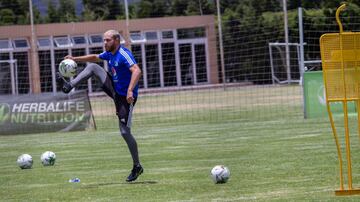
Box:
[303, 71, 356, 118]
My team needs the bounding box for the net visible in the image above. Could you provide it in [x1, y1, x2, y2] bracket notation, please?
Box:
[1, 3, 360, 133]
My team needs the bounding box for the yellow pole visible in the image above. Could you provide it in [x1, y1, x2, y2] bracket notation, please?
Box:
[336, 4, 346, 33]
[343, 103, 352, 189]
[358, 100, 360, 145]
[336, 4, 353, 190]
[326, 103, 344, 190]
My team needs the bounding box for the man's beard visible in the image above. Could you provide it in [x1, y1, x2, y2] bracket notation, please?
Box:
[106, 44, 116, 52]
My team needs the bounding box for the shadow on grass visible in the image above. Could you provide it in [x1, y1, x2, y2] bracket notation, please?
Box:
[125, 180, 157, 185]
[82, 180, 158, 188]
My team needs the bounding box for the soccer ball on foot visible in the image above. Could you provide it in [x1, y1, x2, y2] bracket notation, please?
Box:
[59, 59, 77, 78]
[210, 165, 230, 183]
[41, 151, 56, 166]
[17, 154, 33, 169]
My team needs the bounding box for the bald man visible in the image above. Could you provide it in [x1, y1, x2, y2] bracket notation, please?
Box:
[58, 30, 143, 182]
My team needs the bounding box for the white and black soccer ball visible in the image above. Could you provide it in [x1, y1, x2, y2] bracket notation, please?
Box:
[59, 59, 77, 78]
[41, 151, 56, 166]
[17, 154, 33, 169]
[211, 165, 230, 183]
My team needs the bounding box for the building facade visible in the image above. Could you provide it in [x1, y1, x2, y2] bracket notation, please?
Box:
[0, 15, 218, 95]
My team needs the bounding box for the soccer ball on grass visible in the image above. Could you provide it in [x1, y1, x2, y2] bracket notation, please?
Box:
[17, 154, 33, 169]
[59, 59, 77, 78]
[41, 151, 56, 166]
[210, 165, 230, 183]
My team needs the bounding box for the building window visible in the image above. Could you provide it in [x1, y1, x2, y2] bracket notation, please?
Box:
[195, 44, 208, 83]
[0, 39, 12, 50]
[145, 44, 160, 88]
[38, 50, 53, 92]
[13, 39, 29, 49]
[72, 36, 87, 45]
[0, 60, 12, 95]
[13, 52, 30, 94]
[145, 31, 158, 41]
[161, 30, 174, 39]
[131, 45, 144, 88]
[37, 38, 51, 48]
[54, 36, 72, 48]
[177, 27, 206, 39]
[162, 43, 177, 86]
[89, 34, 103, 44]
[0, 53, 12, 95]
[179, 43, 193, 86]
[130, 32, 146, 43]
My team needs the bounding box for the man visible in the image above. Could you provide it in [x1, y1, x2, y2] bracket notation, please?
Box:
[57, 30, 143, 182]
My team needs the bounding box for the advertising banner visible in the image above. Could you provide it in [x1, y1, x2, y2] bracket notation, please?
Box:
[303, 71, 356, 118]
[0, 90, 94, 135]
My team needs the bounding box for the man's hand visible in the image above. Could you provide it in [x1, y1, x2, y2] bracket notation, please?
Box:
[127, 90, 134, 104]
[64, 55, 74, 60]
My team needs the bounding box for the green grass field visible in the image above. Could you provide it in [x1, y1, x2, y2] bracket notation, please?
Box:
[2, 86, 360, 201]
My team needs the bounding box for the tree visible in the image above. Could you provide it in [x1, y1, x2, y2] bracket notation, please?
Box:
[58, 0, 77, 22]
[17, 0, 42, 24]
[106, 0, 124, 20]
[171, 0, 188, 16]
[169, 0, 214, 17]
[45, 0, 59, 23]
[0, 9, 15, 25]
[82, 0, 111, 20]
[251, 0, 280, 13]
[128, 4, 138, 19]
[186, 1, 199, 15]
[196, 0, 215, 15]
[0, 0, 24, 22]
[186, 0, 215, 16]
[0, 0, 43, 25]
[137, 0, 170, 18]
[137, 0, 152, 18]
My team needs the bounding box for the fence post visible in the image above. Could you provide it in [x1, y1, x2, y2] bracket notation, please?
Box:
[298, 6, 306, 118]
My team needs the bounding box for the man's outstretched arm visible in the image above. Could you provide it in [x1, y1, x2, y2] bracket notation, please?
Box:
[65, 54, 101, 63]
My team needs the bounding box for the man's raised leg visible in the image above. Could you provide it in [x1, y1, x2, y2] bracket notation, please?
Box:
[57, 63, 108, 94]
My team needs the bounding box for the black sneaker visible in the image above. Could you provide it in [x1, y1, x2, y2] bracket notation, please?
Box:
[56, 72, 73, 93]
[126, 164, 143, 182]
